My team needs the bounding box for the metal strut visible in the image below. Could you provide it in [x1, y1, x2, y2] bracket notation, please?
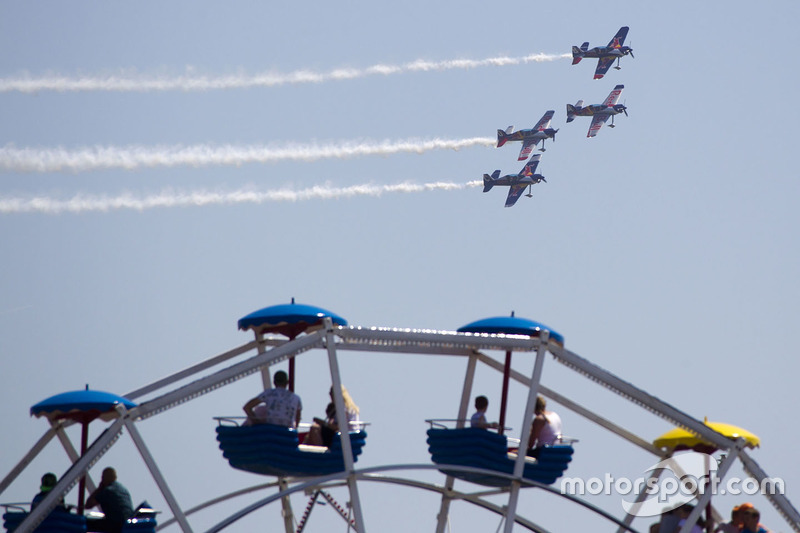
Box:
[295, 491, 321, 533]
[295, 490, 356, 532]
[320, 490, 356, 530]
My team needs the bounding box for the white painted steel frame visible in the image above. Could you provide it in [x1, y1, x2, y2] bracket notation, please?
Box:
[3, 324, 799, 532]
[323, 317, 365, 532]
[205, 463, 640, 533]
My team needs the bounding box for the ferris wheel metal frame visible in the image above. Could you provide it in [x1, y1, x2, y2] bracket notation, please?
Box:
[3, 318, 799, 533]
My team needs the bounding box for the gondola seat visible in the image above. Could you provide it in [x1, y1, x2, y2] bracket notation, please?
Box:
[216, 422, 367, 477]
[426, 427, 574, 487]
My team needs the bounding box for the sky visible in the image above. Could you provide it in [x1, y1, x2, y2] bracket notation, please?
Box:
[1, 1, 799, 532]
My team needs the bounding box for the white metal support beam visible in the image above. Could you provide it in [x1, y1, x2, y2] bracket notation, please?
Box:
[133, 331, 323, 421]
[474, 352, 663, 456]
[119, 405, 193, 532]
[124, 341, 257, 401]
[615, 451, 672, 533]
[255, 332, 272, 391]
[278, 477, 295, 533]
[739, 450, 800, 531]
[550, 346, 744, 452]
[0, 427, 57, 496]
[324, 318, 365, 532]
[16, 417, 126, 533]
[504, 333, 548, 533]
[678, 446, 741, 533]
[51, 420, 98, 506]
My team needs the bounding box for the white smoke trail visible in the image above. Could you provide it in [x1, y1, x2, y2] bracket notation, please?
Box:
[0, 181, 483, 214]
[0, 53, 570, 93]
[0, 137, 495, 173]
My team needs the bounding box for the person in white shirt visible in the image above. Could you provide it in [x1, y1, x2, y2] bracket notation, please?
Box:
[243, 370, 302, 428]
[526, 395, 562, 458]
[470, 395, 499, 429]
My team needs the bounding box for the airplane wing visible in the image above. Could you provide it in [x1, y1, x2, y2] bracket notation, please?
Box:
[602, 84, 624, 106]
[505, 184, 528, 207]
[607, 26, 629, 48]
[587, 115, 610, 137]
[522, 153, 541, 175]
[518, 139, 538, 161]
[533, 110, 555, 131]
[593, 57, 616, 79]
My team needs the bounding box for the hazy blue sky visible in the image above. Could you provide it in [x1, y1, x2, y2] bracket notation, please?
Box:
[2, 2, 799, 531]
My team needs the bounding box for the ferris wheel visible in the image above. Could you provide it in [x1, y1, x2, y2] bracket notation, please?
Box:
[2, 301, 798, 533]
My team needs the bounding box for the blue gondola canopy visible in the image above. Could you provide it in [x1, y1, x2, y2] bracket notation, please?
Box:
[457, 313, 564, 346]
[238, 300, 348, 339]
[31, 389, 137, 423]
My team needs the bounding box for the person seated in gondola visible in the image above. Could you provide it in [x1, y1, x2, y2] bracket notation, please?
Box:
[739, 505, 771, 533]
[526, 395, 562, 459]
[673, 504, 707, 533]
[243, 370, 302, 429]
[305, 385, 361, 447]
[31, 472, 69, 514]
[86, 467, 134, 533]
[470, 395, 499, 430]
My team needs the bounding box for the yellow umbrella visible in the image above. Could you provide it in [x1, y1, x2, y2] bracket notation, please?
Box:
[653, 420, 759, 533]
[653, 418, 760, 452]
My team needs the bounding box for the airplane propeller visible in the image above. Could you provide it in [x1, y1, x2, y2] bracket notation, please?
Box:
[539, 129, 559, 152]
[614, 46, 633, 69]
[609, 105, 627, 127]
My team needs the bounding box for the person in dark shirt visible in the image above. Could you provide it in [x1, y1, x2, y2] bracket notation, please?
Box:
[86, 467, 133, 533]
[31, 472, 68, 513]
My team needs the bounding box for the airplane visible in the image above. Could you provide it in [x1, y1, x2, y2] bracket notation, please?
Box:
[482, 153, 547, 208]
[566, 84, 627, 138]
[496, 110, 558, 161]
[571, 26, 634, 79]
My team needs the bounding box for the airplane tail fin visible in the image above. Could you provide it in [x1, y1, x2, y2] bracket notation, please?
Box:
[571, 46, 583, 64]
[572, 42, 589, 64]
[566, 100, 583, 123]
[483, 170, 501, 193]
[496, 126, 513, 147]
[496, 129, 507, 148]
